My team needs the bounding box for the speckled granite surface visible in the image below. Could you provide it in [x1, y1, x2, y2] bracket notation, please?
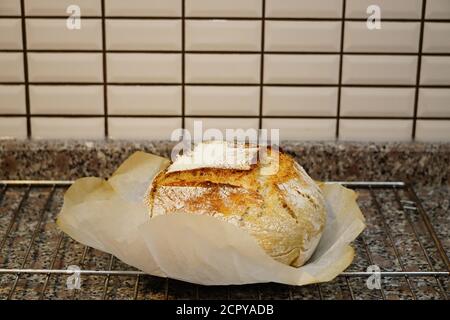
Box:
[0, 184, 448, 300]
[1, 140, 450, 185]
[0, 140, 449, 300]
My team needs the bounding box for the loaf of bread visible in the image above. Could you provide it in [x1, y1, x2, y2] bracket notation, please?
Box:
[145, 141, 326, 267]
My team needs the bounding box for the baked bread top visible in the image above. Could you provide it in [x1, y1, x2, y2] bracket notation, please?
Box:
[146, 141, 326, 267]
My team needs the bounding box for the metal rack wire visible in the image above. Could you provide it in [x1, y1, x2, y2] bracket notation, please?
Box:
[0, 180, 448, 300]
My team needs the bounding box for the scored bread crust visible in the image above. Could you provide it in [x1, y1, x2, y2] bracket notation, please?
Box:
[145, 145, 326, 267]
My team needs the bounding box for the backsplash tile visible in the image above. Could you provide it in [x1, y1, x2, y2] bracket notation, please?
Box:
[265, 0, 343, 18]
[108, 117, 181, 140]
[186, 54, 260, 83]
[0, 19, 22, 49]
[0, 0, 449, 142]
[186, 86, 259, 116]
[186, 0, 262, 17]
[0, 53, 24, 82]
[262, 118, 336, 140]
[339, 120, 413, 141]
[185, 117, 259, 139]
[107, 53, 181, 83]
[263, 87, 338, 116]
[106, 20, 181, 50]
[418, 89, 450, 117]
[0, 0, 21, 16]
[186, 20, 261, 51]
[340, 88, 415, 117]
[29, 85, 103, 114]
[425, 0, 450, 19]
[0, 85, 26, 114]
[342, 55, 417, 85]
[344, 22, 420, 53]
[264, 54, 340, 84]
[265, 21, 341, 52]
[28, 53, 103, 82]
[25, 0, 101, 16]
[31, 117, 104, 139]
[423, 23, 450, 53]
[416, 120, 450, 142]
[420, 56, 450, 85]
[108, 85, 181, 115]
[105, 0, 181, 17]
[26, 19, 102, 50]
[0, 117, 27, 139]
[346, 0, 422, 19]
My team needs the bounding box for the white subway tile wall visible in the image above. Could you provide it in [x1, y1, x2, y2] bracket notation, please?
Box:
[340, 88, 415, 117]
[107, 53, 181, 83]
[339, 119, 413, 141]
[263, 118, 336, 141]
[185, 117, 259, 139]
[28, 53, 103, 82]
[0, 19, 22, 49]
[0, 53, 24, 82]
[423, 23, 450, 53]
[0, 0, 449, 141]
[425, 0, 450, 19]
[29, 85, 104, 114]
[263, 87, 338, 116]
[265, 21, 341, 52]
[186, 20, 261, 51]
[420, 56, 450, 85]
[108, 117, 181, 140]
[26, 19, 102, 50]
[264, 54, 340, 84]
[108, 86, 181, 115]
[0, 117, 27, 139]
[186, 86, 259, 116]
[0, 0, 21, 16]
[105, 0, 181, 17]
[186, 0, 262, 17]
[342, 55, 418, 85]
[415, 120, 450, 141]
[265, 0, 343, 18]
[106, 20, 181, 50]
[186, 54, 260, 83]
[25, 0, 102, 16]
[344, 22, 420, 53]
[0, 85, 26, 114]
[346, 0, 422, 19]
[418, 89, 450, 117]
[31, 117, 104, 139]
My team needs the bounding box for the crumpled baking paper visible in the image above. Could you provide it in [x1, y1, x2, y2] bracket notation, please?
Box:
[57, 151, 366, 286]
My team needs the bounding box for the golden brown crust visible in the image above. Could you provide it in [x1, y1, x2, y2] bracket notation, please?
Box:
[146, 144, 326, 267]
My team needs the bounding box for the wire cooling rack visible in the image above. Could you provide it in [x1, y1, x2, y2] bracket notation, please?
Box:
[0, 180, 448, 300]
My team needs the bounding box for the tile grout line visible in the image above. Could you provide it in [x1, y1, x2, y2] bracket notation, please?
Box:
[258, 0, 266, 130]
[336, 0, 346, 139]
[4, 114, 449, 120]
[181, 0, 186, 130]
[101, 0, 108, 138]
[2, 82, 449, 88]
[2, 15, 450, 22]
[2, 49, 450, 56]
[20, 0, 31, 138]
[0, 3, 448, 140]
[412, 0, 427, 140]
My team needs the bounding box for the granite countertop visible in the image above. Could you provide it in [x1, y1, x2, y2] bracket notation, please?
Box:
[0, 140, 449, 300]
[1, 140, 450, 185]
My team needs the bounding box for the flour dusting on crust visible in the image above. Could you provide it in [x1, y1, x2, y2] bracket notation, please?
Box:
[167, 141, 259, 173]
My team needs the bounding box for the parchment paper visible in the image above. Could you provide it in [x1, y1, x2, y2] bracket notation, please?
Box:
[57, 151, 366, 286]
